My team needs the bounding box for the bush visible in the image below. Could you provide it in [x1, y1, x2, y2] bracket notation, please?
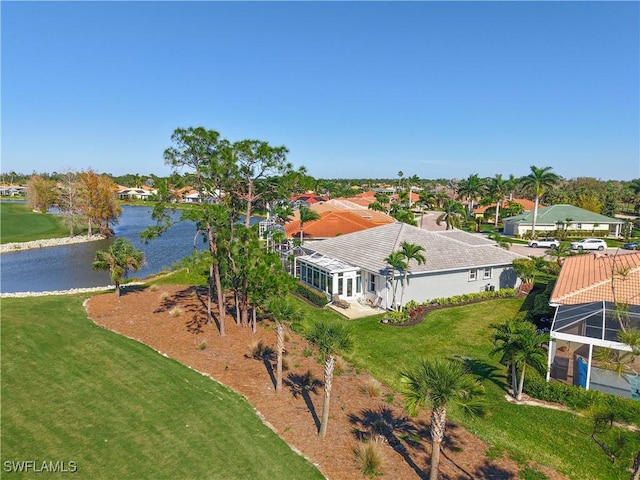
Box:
[354, 439, 384, 478]
[294, 282, 329, 307]
[380, 310, 410, 324]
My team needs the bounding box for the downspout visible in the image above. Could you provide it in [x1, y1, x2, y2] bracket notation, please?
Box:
[585, 343, 594, 391]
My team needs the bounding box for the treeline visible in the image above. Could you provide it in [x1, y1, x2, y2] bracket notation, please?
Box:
[26, 170, 121, 237]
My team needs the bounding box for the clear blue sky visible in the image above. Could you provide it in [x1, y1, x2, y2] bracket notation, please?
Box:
[2, 1, 639, 181]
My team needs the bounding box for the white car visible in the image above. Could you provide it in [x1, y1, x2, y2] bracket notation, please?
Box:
[570, 238, 607, 251]
[528, 238, 559, 249]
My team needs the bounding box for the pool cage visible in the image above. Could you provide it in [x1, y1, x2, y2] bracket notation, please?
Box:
[547, 301, 640, 399]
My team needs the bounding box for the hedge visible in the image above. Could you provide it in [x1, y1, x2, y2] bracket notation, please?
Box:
[294, 282, 329, 307]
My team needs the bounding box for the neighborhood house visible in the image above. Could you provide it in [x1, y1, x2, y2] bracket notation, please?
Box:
[290, 222, 524, 310]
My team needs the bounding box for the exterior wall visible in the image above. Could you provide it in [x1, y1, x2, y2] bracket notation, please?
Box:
[362, 265, 520, 309]
[509, 222, 616, 237]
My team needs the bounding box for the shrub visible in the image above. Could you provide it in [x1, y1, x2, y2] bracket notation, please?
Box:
[354, 439, 384, 478]
[360, 377, 382, 398]
[295, 282, 328, 307]
[380, 310, 410, 324]
[247, 340, 275, 360]
[169, 306, 184, 317]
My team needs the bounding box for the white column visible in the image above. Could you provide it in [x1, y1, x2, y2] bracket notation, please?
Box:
[585, 344, 594, 390]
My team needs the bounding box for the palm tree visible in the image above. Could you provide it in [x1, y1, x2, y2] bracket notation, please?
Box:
[267, 298, 303, 392]
[398, 241, 426, 309]
[546, 242, 571, 266]
[401, 358, 485, 480]
[384, 251, 406, 311]
[436, 198, 465, 230]
[491, 318, 549, 400]
[519, 166, 560, 238]
[298, 205, 320, 245]
[487, 174, 508, 228]
[92, 238, 144, 297]
[305, 320, 354, 437]
[512, 323, 549, 400]
[457, 173, 485, 216]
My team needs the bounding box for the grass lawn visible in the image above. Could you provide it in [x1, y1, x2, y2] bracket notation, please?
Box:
[1, 295, 324, 480]
[291, 296, 639, 480]
[0, 202, 71, 243]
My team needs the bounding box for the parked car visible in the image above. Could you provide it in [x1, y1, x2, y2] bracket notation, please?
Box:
[622, 241, 638, 250]
[528, 238, 559, 249]
[570, 238, 607, 251]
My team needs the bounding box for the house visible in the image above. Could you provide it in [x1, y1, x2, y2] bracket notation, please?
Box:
[546, 252, 640, 398]
[290, 193, 328, 208]
[473, 198, 536, 219]
[292, 222, 524, 310]
[502, 204, 624, 237]
[118, 185, 158, 200]
[284, 210, 395, 241]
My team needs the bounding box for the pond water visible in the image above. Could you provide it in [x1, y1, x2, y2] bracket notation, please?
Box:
[0, 205, 257, 293]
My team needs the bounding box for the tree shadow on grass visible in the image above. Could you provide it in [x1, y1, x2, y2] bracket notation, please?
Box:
[349, 406, 428, 479]
[285, 371, 322, 432]
[460, 357, 508, 392]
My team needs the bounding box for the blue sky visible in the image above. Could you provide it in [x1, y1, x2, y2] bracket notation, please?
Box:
[2, 1, 639, 181]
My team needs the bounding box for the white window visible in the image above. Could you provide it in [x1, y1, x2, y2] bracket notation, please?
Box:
[483, 267, 492, 280]
[368, 273, 376, 293]
[469, 269, 477, 281]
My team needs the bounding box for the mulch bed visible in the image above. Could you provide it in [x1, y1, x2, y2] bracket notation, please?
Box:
[85, 285, 568, 480]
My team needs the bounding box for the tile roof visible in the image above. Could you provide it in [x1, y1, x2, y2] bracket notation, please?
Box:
[550, 251, 640, 305]
[503, 204, 621, 224]
[284, 210, 394, 239]
[304, 222, 524, 275]
[473, 198, 536, 214]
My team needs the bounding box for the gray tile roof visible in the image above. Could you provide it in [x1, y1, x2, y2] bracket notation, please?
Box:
[503, 204, 621, 224]
[304, 222, 524, 275]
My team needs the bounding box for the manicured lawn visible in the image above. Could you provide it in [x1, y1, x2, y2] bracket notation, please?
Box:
[1, 295, 324, 480]
[292, 297, 639, 480]
[0, 202, 70, 243]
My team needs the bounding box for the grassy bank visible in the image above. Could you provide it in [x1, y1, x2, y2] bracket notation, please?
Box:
[0, 202, 70, 243]
[1, 295, 323, 480]
[290, 296, 639, 480]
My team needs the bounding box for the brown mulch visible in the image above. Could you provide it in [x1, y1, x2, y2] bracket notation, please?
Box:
[85, 285, 569, 480]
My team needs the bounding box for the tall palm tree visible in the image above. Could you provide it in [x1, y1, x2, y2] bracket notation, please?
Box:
[490, 317, 523, 397]
[436, 198, 465, 230]
[267, 298, 303, 392]
[398, 241, 426, 309]
[487, 174, 508, 228]
[298, 205, 320, 245]
[92, 238, 145, 297]
[401, 358, 485, 480]
[457, 173, 485, 216]
[384, 251, 406, 311]
[519, 166, 560, 238]
[305, 320, 354, 437]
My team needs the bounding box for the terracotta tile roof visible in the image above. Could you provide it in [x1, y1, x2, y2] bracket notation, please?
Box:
[550, 252, 640, 305]
[284, 210, 394, 239]
[473, 198, 536, 214]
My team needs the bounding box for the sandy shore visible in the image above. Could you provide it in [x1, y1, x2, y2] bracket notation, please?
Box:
[0, 234, 106, 254]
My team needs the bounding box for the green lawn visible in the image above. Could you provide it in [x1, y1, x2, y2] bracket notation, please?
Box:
[292, 297, 639, 480]
[1, 295, 324, 480]
[0, 202, 71, 243]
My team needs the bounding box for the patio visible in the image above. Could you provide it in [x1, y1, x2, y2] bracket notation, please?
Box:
[326, 297, 384, 319]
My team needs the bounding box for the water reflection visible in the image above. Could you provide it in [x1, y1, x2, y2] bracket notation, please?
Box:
[0, 206, 230, 293]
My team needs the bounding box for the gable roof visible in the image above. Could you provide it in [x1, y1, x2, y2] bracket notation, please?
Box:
[285, 210, 394, 239]
[550, 252, 640, 305]
[503, 204, 621, 225]
[304, 222, 524, 274]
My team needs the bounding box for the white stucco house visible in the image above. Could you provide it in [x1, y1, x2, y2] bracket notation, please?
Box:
[292, 222, 524, 310]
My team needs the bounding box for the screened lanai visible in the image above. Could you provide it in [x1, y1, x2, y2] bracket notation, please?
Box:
[547, 301, 640, 399]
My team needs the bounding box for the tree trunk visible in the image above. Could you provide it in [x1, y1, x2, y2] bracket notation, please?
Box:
[429, 406, 446, 480]
[276, 322, 285, 392]
[207, 226, 225, 336]
[319, 355, 334, 437]
[244, 182, 253, 228]
[115, 282, 121, 298]
[494, 200, 501, 228]
[531, 197, 539, 238]
[517, 363, 527, 401]
[631, 450, 640, 480]
[510, 363, 518, 398]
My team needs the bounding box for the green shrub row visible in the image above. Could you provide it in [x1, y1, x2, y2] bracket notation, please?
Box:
[380, 310, 410, 324]
[524, 371, 640, 422]
[295, 282, 329, 307]
[416, 288, 520, 308]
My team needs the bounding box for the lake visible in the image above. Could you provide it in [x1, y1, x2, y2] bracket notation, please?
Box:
[1, 205, 257, 293]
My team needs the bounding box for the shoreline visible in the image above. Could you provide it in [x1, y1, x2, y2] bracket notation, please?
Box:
[0, 234, 106, 254]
